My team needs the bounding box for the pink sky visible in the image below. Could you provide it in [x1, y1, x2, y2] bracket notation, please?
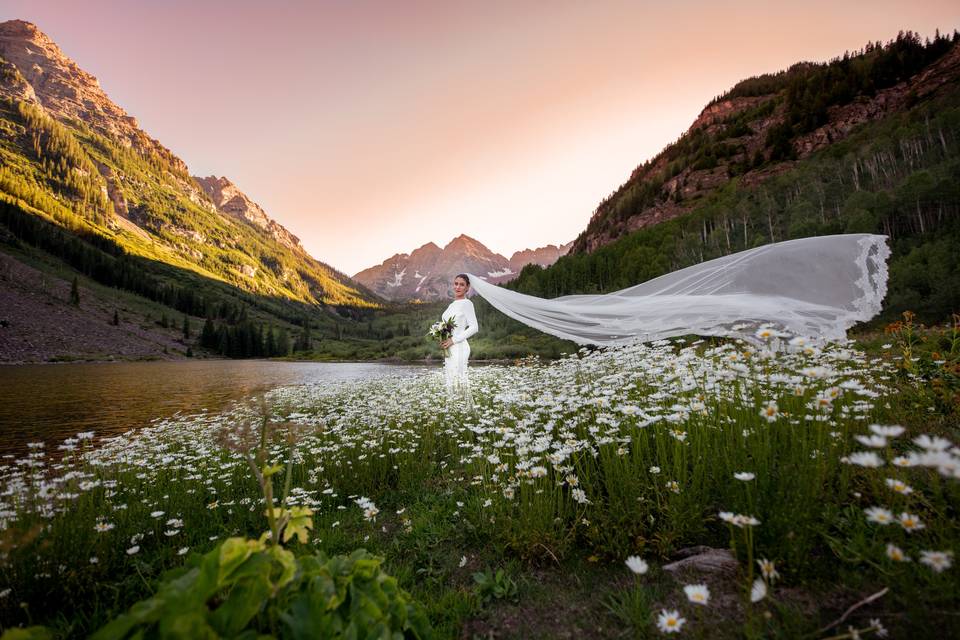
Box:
[2, 1, 958, 274]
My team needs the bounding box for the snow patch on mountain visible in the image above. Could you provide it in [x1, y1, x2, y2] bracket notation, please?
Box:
[388, 267, 406, 288]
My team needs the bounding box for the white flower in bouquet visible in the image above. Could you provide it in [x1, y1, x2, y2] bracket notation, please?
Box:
[428, 317, 457, 357]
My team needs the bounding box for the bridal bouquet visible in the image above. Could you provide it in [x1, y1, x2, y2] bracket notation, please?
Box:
[428, 317, 457, 357]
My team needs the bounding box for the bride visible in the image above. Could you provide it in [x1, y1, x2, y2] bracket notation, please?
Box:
[465, 233, 890, 347]
[439, 274, 479, 392]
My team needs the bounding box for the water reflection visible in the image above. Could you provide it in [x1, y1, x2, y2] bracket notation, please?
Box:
[0, 360, 431, 456]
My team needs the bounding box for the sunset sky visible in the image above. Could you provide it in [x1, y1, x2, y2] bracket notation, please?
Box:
[2, 1, 958, 274]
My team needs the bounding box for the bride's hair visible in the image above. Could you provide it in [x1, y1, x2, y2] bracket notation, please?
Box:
[455, 273, 470, 285]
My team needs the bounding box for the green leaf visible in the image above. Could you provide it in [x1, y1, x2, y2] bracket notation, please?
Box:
[282, 506, 314, 544]
[217, 537, 264, 585]
[157, 610, 220, 639]
[89, 540, 432, 639]
[268, 545, 298, 590]
[262, 463, 284, 477]
[208, 578, 272, 636]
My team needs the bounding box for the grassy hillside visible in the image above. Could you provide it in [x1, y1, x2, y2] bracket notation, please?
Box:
[0, 94, 374, 308]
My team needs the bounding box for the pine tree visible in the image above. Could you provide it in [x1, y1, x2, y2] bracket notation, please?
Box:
[201, 317, 216, 348]
[277, 328, 290, 356]
[296, 317, 312, 351]
[266, 324, 277, 356]
[112, 309, 119, 325]
[69, 276, 80, 305]
[218, 327, 229, 357]
[182, 314, 191, 339]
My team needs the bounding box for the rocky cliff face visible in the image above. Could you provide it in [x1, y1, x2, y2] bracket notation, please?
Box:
[353, 236, 571, 302]
[0, 19, 187, 173]
[573, 40, 960, 254]
[194, 176, 303, 252]
[793, 44, 960, 156]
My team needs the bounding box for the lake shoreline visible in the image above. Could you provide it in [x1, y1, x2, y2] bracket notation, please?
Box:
[0, 354, 521, 366]
[0, 359, 431, 456]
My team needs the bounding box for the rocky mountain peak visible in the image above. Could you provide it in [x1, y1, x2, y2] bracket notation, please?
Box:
[508, 241, 574, 267]
[444, 233, 476, 247]
[353, 236, 570, 302]
[2, 19, 56, 49]
[0, 19, 184, 172]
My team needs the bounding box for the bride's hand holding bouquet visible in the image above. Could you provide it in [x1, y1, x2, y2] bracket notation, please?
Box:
[429, 318, 457, 357]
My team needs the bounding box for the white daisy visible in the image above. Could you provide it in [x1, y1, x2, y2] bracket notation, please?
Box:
[919, 550, 953, 573]
[897, 512, 924, 533]
[683, 583, 710, 605]
[864, 506, 894, 525]
[885, 544, 909, 562]
[625, 556, 648, 575]
[656, 609, 685, 633]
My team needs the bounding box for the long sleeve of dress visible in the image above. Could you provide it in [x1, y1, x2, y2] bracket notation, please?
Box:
[453, 300, 479, 343]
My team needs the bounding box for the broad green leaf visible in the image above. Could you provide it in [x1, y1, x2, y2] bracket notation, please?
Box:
[158, 610, 220, 639]
[88, 540, 432, 639]
[268, 545, 298, 590]
[209, 578, 272, 635]
[217, 537, 263, 584]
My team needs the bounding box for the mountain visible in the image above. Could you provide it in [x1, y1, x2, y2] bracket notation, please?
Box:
[506, 242, 573, 274]
[512, 31, 960, 323]
[353, 235, 571, 302]
[0, 20, 186, 173]
[0, 19, 377, 328]
[572, 31, 960, 255]
[194, 176, 303, 252]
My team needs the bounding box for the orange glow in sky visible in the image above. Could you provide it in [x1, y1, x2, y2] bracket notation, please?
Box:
[2, 1, 958, 273]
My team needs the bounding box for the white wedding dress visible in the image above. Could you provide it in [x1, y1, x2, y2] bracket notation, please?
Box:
[441, 298, 479, 392]
[466, 234, 890, 346]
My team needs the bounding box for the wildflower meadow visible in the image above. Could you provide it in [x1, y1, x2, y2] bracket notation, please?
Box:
[0, 319, 957, 638]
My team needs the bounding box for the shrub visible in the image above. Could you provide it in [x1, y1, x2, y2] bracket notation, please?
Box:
[91, 541, 431, 639]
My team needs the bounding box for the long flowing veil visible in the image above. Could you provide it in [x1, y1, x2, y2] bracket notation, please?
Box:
[468, 233, 890, 346]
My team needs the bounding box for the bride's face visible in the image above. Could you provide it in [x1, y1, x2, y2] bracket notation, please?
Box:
[453, 277, 469, 299]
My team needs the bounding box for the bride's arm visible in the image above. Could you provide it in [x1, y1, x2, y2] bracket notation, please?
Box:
[454, 300, 479, 343]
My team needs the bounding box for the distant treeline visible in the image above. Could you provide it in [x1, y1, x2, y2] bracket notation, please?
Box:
[0, 197, 387, 356]
[1, 196, 247, 319]
[197, 313, 293, 359]
[714, 29, 958, 107]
